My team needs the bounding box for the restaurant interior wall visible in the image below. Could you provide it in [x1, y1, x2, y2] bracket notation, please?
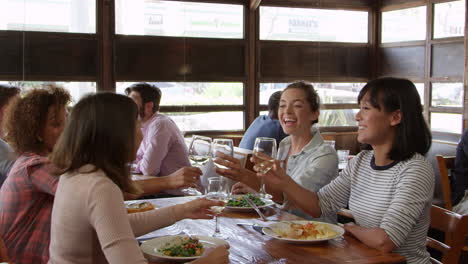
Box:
[0, 0, 466, 140]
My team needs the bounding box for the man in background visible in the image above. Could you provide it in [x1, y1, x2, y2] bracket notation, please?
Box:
[125, 83, 201, 195]
[451, 129, 468, 212]
[0, 84, 20, 187]
[239, 91, 287, 150]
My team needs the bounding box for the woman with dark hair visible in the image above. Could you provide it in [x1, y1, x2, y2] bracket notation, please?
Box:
[259, 77, 434, 263]
[49, 93, 228, 264]
[0, 85, 70, 264]
[215, 81, 338, 221]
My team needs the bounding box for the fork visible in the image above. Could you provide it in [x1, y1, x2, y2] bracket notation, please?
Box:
[244, 196, 268, 221]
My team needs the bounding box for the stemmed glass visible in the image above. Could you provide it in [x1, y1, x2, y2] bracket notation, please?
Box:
[212, 139, 234, 170]
[205, 177, 229, 239]
[211, 138, 234, 199]
[182, 135, 212, 196]
[253, 137, 277, 200]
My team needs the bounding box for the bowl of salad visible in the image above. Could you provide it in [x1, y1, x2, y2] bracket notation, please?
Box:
[225, 193, 274, 212]
[140, 235, 228, 261]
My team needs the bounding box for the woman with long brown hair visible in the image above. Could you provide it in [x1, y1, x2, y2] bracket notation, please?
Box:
[49, 92, 228, 264]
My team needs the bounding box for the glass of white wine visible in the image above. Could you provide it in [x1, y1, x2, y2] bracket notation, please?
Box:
[253, 137, 277, 200]
[182, 135, 212, 196]
[212, 139, 234, 170]
[205, 177, 228, 239]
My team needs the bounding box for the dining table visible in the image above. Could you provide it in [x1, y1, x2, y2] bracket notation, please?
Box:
[134, 196, 406, 264]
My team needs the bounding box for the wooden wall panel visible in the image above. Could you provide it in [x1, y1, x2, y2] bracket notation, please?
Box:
[0, 31, 97, 80]
[262, 0, 373, 9]
[260, 43, 369, 80]
[432, 42, 464, 78]
[380, 45, 425, 78]
[380, 0, 426, 9]
[0, 31, 22, 77]
[115, 37, 245, 81]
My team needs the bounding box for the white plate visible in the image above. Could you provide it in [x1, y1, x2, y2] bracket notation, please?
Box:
[225, 195, 275, 212]
[262, 220, 345, 244]
[140, 235, 228, 262]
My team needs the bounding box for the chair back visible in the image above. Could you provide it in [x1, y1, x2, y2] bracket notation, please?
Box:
[0, 236, 9, 262]
[435, 155, 455, 210]
[427, 205, 468, 264]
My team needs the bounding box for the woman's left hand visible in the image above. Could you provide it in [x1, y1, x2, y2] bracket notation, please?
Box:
[177, 198, 224, 220]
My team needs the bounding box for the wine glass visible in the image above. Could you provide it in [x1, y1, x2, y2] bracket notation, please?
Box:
[253, 137, 277, 200]
[212, 139, 234, 170]
[205, 177, 228, 239]
[182, 135, 212, 196]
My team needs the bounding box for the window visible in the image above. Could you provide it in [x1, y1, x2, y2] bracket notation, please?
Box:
[0, 81, 96, 104]
[319, 109, 358, 127]
[0, 0, 96, 33]
[434, 0, 465, 39]
[415, 83, 424, 105]
[115, 0, 244, 39]
[116, 82, 243, 106]
[168, 112, 243, 132]
[259, 83, 364, 105]
[117, 82, 244, 132]
[431, 82, 463, 107]
[259, 6, 368, 43]
[381, 6, 426, 43]
[431, 113, 462, 133]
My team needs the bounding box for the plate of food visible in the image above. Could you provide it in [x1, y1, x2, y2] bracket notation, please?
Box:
[262, 220, 344, 244]
[125, 201, 155, 214]
[140, 235, 228, 262]
[225, 193, 274, 212]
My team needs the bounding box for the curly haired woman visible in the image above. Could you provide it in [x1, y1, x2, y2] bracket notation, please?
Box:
[0, 85, 70, 264]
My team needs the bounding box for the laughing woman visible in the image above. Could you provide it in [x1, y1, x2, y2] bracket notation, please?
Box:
[215, 81, 338, 221]
[260, 77, 434, 264]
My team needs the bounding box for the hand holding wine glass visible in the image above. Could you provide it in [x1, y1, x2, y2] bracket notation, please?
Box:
[253, 137, 277, 200]
[205, 177, 229, 239]
[182, 135, 212, 196]
[212, 139, 234, 170]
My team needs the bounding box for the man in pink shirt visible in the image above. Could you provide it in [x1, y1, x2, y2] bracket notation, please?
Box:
[126, 83, 201, 195]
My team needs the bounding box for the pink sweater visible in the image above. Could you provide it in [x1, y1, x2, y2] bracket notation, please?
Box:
[49, 165, 177, 264]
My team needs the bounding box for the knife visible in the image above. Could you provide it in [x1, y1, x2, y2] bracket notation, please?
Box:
[236, 223, 266, 235]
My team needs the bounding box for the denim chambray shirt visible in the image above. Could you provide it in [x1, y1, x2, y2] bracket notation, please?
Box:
[278, 129, 339, 222]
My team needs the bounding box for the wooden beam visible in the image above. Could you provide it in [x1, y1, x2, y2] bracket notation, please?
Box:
[250, 0, 261, 10]
[97, 0, 115, 92]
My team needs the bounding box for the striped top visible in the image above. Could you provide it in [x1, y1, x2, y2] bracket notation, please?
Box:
[318, 150, 434, 264]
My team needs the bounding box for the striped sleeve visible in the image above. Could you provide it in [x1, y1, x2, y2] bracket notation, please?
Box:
[380, 160, 434, 247]
[317, 161, 353, 216]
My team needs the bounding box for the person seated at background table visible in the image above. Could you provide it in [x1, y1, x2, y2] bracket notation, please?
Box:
[49, 93, 228, 264]
[239, 91, 287, 150]
[450, 129, 468, 213]
[125, 83, 202, 196]
[215, 81, 338, 222]
[0, 84, 20, 187]
[256, 77, 434, 263]
[0, 85, 70, 263]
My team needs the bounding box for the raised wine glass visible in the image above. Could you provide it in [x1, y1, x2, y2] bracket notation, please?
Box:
[205, 177, 228, 239]
[253, 137, 277, 200]
[182, 135, 212, 196]
[212, 138, 234, 170]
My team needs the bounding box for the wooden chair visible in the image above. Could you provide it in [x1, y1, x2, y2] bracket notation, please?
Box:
[0, 236, 10, 262]
[436, 155, 455, 210]
[427, 205, 468, 264]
